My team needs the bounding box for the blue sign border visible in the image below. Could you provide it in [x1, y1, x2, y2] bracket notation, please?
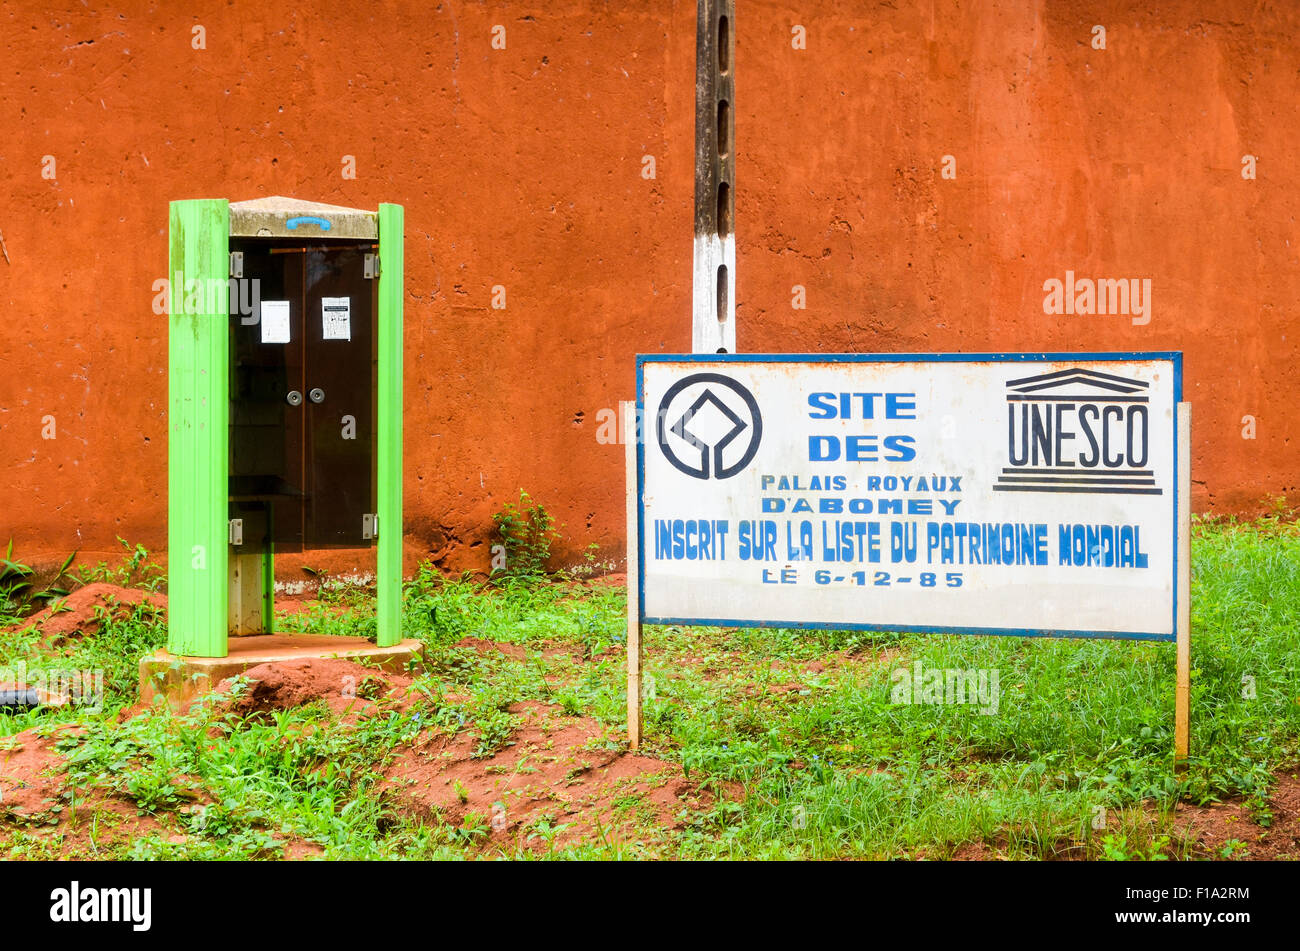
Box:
[635, 352, 1183, 642]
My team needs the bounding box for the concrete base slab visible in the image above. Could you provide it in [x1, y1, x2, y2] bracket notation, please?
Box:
[139, 635, 423, 710]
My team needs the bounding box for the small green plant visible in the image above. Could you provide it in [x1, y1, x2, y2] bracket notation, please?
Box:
[0, 542, 76, 624]
[560, 541, 607, 581]
[554, 691, 583, 717]
[1099, 833, 1169, 861]
[1245, 792, 1273, 827]
[73, 537, 164, 591]
[452, 779, 470, 804]
[318, 574, 374, 607]
[527, 815, 573, 850]
[356, 675, 386, 701]
[471, 708, 517, 759]
[492, 490, 560, 578]
[448, 812, 491, 845]
[1218, 838, 1249, 859]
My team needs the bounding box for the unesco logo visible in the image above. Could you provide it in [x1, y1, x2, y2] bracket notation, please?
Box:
[996, 367, 1161, 496]
[656, 373, 763, 480]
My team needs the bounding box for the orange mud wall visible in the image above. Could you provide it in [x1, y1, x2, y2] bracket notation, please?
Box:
[1, 1, 1295, 578]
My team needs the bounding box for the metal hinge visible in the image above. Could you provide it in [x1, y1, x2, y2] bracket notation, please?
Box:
[363, 254, 380, 279]
[229, 251, 244, 279]
[228, 518, 244, 546]
[362, 514, 378, 540]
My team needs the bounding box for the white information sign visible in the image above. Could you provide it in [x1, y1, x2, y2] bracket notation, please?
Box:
[322, 296, 352, 340]
[260, 300, 291, 344]
[637, 354, 1182, 640]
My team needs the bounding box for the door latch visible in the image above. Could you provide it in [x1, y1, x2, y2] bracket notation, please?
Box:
[229, 251, 244, 279]
[229, 519, 244, 546]
[362, 514, 378, 540]
[363, 254, 380, 279]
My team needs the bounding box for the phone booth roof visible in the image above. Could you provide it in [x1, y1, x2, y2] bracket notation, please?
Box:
[229, 196, 379, 240]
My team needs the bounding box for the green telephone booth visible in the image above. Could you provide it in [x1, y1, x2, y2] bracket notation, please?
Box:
[166, 197, 404, 657]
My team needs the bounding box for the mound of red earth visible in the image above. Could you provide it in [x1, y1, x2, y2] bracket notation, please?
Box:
[214, 657, 418, 717]
[14, 583, 165, 643]
[380, 699, 725, 852]
[0, 726, 72, 820]
[0, 724, 173, 857]
[204, 651, 721, 850]
[208, 655, 724, 851]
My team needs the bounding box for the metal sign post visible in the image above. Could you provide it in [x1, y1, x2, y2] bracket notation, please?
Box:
[628, 0, 736, 750]
[625, 400, 644, 750]
[1175, 402, 1192, 765]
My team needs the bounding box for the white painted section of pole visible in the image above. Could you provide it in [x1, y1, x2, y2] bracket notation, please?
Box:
[692, 233, 735, 353]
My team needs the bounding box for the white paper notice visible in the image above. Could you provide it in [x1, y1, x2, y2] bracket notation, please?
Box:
[322, 297, 351, 340]
[260, 300, 291, 344]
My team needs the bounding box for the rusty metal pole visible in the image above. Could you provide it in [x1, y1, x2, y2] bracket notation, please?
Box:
[693, 0, 736, 353]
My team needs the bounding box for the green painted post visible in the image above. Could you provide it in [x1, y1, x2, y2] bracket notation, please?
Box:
[167, 200, 230, 657]
[376, 203, 405, 647]
[261, 548, 275, 635]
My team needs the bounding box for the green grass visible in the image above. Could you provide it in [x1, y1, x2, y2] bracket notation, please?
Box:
[1, 516, 1296, 859]
[1, 599, 165, 727]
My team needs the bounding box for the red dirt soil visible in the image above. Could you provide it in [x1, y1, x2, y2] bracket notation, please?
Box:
[1172, 769, 1300, 860]
[380, 699, 725, 853]
[214, 657, 418, 718]
[209, 655, 727, 852]
[0, 726, 72, 819]
[0, 724, 171, 858]
[14, 583, 165, 643]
